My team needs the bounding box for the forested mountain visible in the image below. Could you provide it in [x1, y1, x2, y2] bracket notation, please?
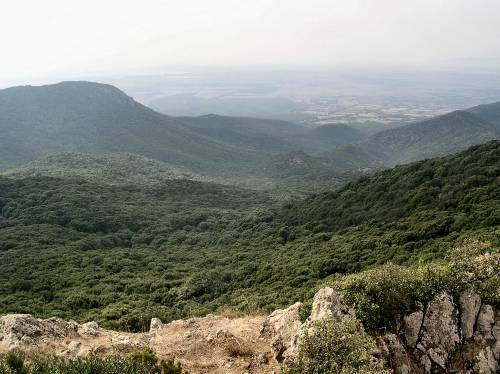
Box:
[2, 153, 201, 185]
[1, 80, 498, 186]
[320, 106, 500, 169]
[179, 115, 364, 154]
[0, 141, 497, 330]
[0, 82, 260, 172]
[361, 110, 498, 165]
[467, 100, 500, 129]
[0, 82, 365, 177]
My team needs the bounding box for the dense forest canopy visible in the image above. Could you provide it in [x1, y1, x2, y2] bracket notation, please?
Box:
[0, 141, 498, 331]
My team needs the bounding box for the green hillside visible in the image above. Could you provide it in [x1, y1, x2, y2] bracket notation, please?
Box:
[0, 141, 497, 330]
[0, 82, 260, 172]
[180, 115, 364, 154]
[2, 153, 201, 185]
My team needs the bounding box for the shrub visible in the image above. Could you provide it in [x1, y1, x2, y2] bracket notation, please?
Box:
[283, 318, 389, 374]
[330, 240, 499, 332]
[0, 350, 187, 374]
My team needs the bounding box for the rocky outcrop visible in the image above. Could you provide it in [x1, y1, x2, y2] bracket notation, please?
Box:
[460, 289, 481, 340]
[260, 302, 303, 362]
[308, 287, 355, 322]
[265, 288, 499, 374]
[149, 318, 162, 333]
[418, 292, 460, 369]
[381, 290, 499, 373]
[403, 304, 423, 349]
[0, 314, 79, 348]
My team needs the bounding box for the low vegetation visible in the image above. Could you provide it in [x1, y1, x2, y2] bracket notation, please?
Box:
[327, 240, 499, 333]
[0, 349, 186, 374]
[283, 318, 389, 374]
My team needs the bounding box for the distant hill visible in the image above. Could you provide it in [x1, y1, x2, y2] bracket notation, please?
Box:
[467, 100, 500, 130]
[255, 150, 355, 193]
[0, 82, 368, 175]
[363, 110, 497, 165]
[0, 82, 260, 172]
[321, 107, 500, 168]
[2, 153, 202, 186]
[179, 115, 365, 154]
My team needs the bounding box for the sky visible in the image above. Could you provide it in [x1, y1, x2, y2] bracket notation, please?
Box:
[1, 0, 500, 86]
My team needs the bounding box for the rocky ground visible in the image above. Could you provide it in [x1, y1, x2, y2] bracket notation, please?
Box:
[1, 288, 498, 373]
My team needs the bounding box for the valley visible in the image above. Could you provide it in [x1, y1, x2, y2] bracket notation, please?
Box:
[0, 81, 498, 373]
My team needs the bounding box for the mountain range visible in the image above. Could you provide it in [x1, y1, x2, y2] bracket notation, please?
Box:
[1, 81, 499, 191]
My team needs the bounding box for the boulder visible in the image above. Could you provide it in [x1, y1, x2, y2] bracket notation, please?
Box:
[261, 302, 303, 362]
[0, 314, 78, 348]
[149, 318, 162, 333]
[459, 289, 481, 340]
[476, 305, 495, 340]
[380, 334, 416, 374]
[403, 304, 423, 348]
[473, 346, 498, 374]
[418, 292, 460, 370]
[309, 287, 354, 322]
[78, 321, 101, 337]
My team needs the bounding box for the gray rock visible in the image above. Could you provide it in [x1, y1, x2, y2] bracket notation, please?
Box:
[459, 289, 481, 340]
[382, 334, 414, 374]
[261, 302, 303, 362]
[476, 305, 495, 340]
[149, 318, 162, 333]
[473, 346, 498, 374]
[492, 321, 500, 360]
[404, 305, 423, 348]
[419, 292, 460, 369]
[79, 321, 101, 336]
[0, 314, 78, 348]
[309, 287, 354, 322]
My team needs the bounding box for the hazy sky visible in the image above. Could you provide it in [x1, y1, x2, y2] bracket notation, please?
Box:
[1, 0, 500, 85]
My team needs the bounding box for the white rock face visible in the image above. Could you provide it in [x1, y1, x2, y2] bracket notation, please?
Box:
[459, 289, 481, 340]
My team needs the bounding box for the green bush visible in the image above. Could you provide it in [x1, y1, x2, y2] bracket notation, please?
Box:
[283, 318, 389, 374]
[0, 350, 187, 374]
[329, 240, 499, 332]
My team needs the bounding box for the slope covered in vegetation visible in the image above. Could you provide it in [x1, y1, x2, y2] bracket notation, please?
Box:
[0, 142, 498, 331]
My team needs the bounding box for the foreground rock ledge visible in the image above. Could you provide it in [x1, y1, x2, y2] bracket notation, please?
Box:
[1, 288, 499, 373]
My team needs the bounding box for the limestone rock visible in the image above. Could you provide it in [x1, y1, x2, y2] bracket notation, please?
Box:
[492, 321, 500, 360]
[403, 305, 423, 348]
[110, 334, 145, 352]
[459, 289, 481, 340]
[79, 321, 101, 337]
[473, 346, 498, 374]
[261, 302, 302, 362]
[150, 318, 162, 333]
[0, 314, 78, 348]
[418, 292, 460, 369]
[309, 287, 354, 322]
[476, 305, 495, 340]
[381, 334, 416, 374]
